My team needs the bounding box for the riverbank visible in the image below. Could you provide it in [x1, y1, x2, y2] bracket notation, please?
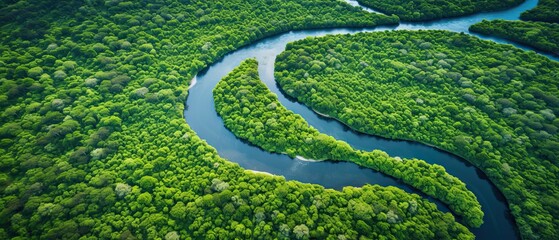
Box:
[182, 1, 553, 239]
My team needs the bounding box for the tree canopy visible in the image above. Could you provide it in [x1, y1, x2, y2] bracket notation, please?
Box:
[214, 59, 483, 227]
[521, 0, 559, 23]
[0, 0, 424, 239]
[275, 30, 559, 239]
[356, 0, 522, 21]
[470, 0, 559, 55]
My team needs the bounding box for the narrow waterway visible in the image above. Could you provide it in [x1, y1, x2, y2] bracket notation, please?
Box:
[184, 0, 557, 239]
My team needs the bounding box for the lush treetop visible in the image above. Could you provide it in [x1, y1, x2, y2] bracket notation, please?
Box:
[470, 0, 559, 56]
[0, 0, 404, 239]
[214, 59, 483, 227]
[356, 0, 523, 21]
[470, 20, 559, 55]
[275, 30, 559, 239]
[521, 0, 559, 23]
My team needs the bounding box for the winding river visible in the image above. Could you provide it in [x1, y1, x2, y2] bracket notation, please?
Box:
[183, 0, 558, 239]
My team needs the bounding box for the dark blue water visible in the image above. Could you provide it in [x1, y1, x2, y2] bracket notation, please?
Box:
[184, 0, 557, 239]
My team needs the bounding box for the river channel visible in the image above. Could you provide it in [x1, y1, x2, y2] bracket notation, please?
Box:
[184, 0, 558, 239]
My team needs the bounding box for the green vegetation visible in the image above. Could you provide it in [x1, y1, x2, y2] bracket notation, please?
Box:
[0, 1, 464, 239]
[356, 0, 523, 21]
[214, 60, 356, 161]
[214, 59, 483, 227]
[275, 30, 559, 239]
[470, 0, 559, 55]
[470, 20, 559, 54]
[521, 0, 559, 23]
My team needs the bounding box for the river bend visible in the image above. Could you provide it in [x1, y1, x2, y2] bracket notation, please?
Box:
[183, 0, 558, 239]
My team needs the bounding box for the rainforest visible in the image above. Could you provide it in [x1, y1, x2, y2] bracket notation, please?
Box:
[1, 0, 558, 239]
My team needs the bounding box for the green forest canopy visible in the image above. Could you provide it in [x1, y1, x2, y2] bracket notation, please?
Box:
[356, 0, 523, 21]
[213, 59, 483, 227]
[1, 0, 557, 238]
[470, 20, 559, 55]
[0, 0, 437, 239]
[275, 30, 559, 240]
[521, 0, 559, 23]
[470, 0, 559, 55]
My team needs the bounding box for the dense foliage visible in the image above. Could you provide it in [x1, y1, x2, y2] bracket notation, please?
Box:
[214, 59, 483, 227]
[275, 30, 559, 239]
[356, 0, 523, 21]
[520, 0, 559, 23]
[0, 0, 466, 239]
[470, 20, 559, 54]
[470, 0, 559, 55]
